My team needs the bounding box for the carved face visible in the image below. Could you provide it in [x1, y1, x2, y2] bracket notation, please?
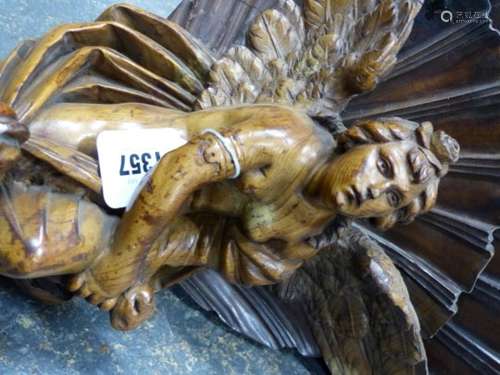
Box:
[325, 140, 437, 218]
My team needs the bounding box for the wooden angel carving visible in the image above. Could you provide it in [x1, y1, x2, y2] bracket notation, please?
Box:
[0, 1, 497, 374]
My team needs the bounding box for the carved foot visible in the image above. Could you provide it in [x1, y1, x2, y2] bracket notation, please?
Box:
[67, 270, 118, 310]
[68, 270, 155, 329]
[110, 284, 155, 331]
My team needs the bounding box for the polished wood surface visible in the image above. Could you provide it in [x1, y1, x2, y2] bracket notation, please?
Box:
[0, 1, 485, 374]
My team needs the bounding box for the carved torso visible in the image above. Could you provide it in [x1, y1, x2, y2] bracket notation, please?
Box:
[187, 105, 336, 244]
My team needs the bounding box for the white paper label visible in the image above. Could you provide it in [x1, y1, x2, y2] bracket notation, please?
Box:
[97, 128, 187, 209]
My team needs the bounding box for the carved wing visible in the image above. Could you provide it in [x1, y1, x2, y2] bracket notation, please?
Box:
[279, 224, 427, 373]
[0, 4, 215, 188]
[0, 6, 212, 125]
[196, 0, 423, 116]
[178, 222, 427, 374]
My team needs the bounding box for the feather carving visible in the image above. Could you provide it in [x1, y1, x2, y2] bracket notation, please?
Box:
[276, 226, 426, 373]
[225, 46, 271, 88]
[304, 0, 334, 30]
[312, 33, 345, 65]
[305, 0, 376, 32]
[278, 0, 306, 43]
[249, 9, 303, 64]
[209, 58, 250, 96]
[199, 0, 423, 117]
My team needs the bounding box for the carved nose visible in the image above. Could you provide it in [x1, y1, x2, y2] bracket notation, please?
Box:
[368, 187, 380, 199]
[370, 176, 396, 198]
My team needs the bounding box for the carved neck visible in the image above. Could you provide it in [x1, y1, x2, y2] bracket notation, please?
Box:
[304, 161, 336, 210]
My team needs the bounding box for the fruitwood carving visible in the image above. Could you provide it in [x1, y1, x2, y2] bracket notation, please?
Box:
[0, 1, 488, 374]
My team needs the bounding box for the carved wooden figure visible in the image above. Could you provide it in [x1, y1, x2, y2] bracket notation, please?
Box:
[0, 1, 495, 374]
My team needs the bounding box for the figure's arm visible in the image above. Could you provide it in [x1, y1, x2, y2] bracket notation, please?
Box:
[75, 130, 271, 299]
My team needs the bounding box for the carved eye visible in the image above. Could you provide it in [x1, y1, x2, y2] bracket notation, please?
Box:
[377, 155, 393, 178]
[386, 190, 401, 208]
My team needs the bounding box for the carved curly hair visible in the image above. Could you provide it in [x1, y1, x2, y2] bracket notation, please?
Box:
[336, 117, 459, 230]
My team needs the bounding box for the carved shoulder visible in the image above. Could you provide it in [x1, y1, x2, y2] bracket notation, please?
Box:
[234, 104, 336, 166]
